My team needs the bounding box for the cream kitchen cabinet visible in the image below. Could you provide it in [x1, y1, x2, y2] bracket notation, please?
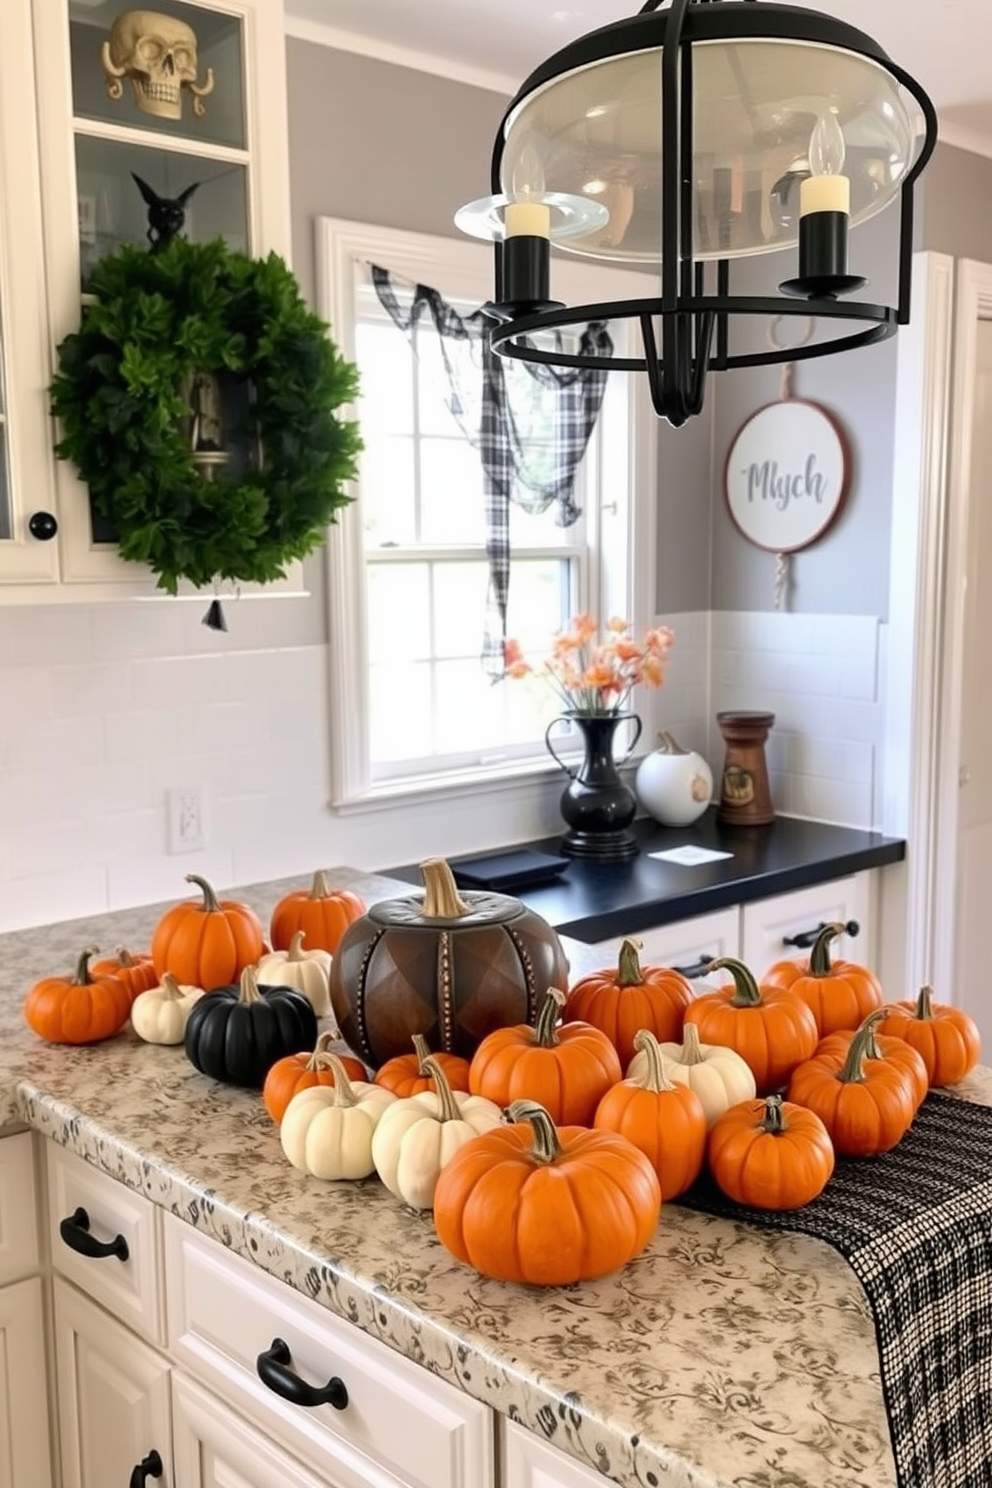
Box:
[500, 1420, 605, 1488]
[0, 0, 291, 597]
[0, 1130, 54, 1487]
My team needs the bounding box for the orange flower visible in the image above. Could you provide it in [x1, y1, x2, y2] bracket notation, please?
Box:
[505, 615, 674, 716]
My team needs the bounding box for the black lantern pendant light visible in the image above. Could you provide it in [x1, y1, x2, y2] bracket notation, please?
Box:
[456, 0, 938, 426]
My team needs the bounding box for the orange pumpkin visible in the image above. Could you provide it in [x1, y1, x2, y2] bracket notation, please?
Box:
[787, 1011, 916, 1156]
[151, 874, 265, 989]
[815, 1018, 929, 1112]
[24, 947, 132, 1046]
[593, 1029, 707, 1199]
[89, 946, 158, 1002]
[763, 923, 883, 1036]
[269, 871, 366, 955]
[708, 1095, 835, 1210]
[468, 988, 622, 1126]
[683, 957, 819, 1096]
[563, 938, 693, 1068]
[374, 1033, 471, 1097]
[876, 984, 981, 1088]
[433, 1098, 661, 1284]
[262, 1031, 368, 1124]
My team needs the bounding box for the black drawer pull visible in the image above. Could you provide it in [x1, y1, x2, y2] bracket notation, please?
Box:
[129, 1449, 163, 1487]
[257, 1337, 348, 1411]
[781, 919, 860, 950]
[672, 955, 717, 980]
[59, 1206, 129, 1263]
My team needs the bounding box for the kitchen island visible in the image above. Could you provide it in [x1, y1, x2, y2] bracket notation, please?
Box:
[0, 866, 971, 1488]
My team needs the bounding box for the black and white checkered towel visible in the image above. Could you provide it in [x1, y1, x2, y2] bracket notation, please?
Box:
[677, 1091, 992, 1488]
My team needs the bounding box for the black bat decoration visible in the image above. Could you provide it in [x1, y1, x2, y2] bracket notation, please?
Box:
[131, 173, 201, 252]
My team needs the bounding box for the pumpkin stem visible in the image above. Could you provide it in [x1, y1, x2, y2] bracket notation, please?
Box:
[616, 939, 646, 988]
[73, 947, 100, 986]
[631, 1029, 674, 1093]
[309, 870, 331, 899]
[759, 1094, 789, 1134]
[115, 947, 140, 968]
[837, 1009, 887, 1084]
[411, 1033, 432, 1073]
[679, 1023, 707, 1066]
[914, 984, 937, 1020]
[809, 922, 845, 977]
[419, 859, 471, 918]
[306, 1030, 337, 1071]
[159, 973, 186, 1002]
[507, 1100, 564, 1164]
[705, 957, 764, 1007]
[533, 987, 567, 1047]
[185, 874, 221, 914]
[658, 730, 687, 754]
[325, 1053, 362, 1107]
[238, 966, 263, 1004]
[421, 1056, 462, 1123]
[287, 930, 307, 960]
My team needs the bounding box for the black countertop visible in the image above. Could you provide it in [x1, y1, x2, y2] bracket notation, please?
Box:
[384, 809, 906, 944]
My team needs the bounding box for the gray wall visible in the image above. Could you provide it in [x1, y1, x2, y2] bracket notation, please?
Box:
[922, 142, 992, 261]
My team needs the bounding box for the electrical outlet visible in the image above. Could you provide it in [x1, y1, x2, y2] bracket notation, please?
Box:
[167, 785, 209, 854]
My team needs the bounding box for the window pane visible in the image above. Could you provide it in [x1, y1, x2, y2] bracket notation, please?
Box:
[367, 563, 431, 663]
[433, 564, 488, 658]
[356, 321, 413, 435]
[505, 559, 574, 651]
[369, 662, 433, 763]
[361, 436, 416, 545]
[434, 660, 504, 755]
[419, 438, 486, 544]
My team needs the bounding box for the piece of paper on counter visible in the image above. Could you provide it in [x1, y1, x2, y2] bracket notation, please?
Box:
[649, 845, 734, 866]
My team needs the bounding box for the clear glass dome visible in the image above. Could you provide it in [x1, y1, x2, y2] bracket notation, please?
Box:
[499, 38, 922, 263]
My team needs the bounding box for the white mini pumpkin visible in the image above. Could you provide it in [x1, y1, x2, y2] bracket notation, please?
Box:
[257, 930, 333, 1018]
[371, 1056, 503, 1209]
[280, 1055, 396, 1180]
[131, 973, 205, 1045]
[627, 1021, 756, 1127]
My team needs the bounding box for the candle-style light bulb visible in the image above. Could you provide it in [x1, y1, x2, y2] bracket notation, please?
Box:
[801, 111, 850, 217]
[505, 143, 551, 239]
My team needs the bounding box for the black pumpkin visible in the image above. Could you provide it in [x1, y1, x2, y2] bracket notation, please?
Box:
[183, 966, 318, 1089]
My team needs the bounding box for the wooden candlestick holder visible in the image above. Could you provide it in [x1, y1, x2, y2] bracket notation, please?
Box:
[716, 710, 776, 825]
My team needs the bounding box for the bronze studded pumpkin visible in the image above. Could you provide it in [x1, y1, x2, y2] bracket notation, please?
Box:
[329, 858, 570, 1066]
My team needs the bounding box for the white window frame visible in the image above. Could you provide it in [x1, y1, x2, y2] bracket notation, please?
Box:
[316, 216, 658, 809]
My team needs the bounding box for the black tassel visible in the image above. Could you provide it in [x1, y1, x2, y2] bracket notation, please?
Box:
[202, 598, 228, 632]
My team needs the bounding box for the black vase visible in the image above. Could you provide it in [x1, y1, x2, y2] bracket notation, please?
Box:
[545, 711, 642, 861]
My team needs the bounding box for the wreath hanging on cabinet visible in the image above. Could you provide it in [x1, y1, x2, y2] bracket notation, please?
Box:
[49, 237, 362, 600]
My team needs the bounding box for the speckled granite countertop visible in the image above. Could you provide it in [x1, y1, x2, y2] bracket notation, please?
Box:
[2, 870, 985, 1488]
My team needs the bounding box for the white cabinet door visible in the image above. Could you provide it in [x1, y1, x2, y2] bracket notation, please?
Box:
[53, 1275, 171, 1488]
[0, 1131, 40, 1285]
[0, 1277, 54, 1488]
[589, 907, 740, 991]
[739, 871, 874, 977]
[500, 1420, 604, 1488]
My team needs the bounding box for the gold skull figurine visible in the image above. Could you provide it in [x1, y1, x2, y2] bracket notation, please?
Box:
[102, 10, 215, 121]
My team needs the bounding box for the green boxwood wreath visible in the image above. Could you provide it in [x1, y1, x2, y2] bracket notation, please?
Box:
[49, 237, 362, 593]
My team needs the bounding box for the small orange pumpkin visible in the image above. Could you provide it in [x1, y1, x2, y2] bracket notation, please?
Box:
[151, 874, 265, 989]
[563, 938, 693, 1068]
[269, 871, 366, 955]
[708, 1095, 835, 1210]
[875, 984, 981, 1088]
[815, 1019, 929, 1112]
[683, 957, 819, 1096]
[262, 1031, 368, 1124]
[433, 1098, 661, 1284]
[593, 1029, 707, 1200]
[468, 988, 622, 1126]
[89, 946, 158, 1002]
[24, 947, 132, 1046]
[763, 923, 883, 1036]
[787, 1010, 916, 1157]
[373, 1033, 471, 1097]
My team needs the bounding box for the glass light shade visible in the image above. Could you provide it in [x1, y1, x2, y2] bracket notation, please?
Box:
[454, 191, 609, 242]
[500, 38, 921, 263]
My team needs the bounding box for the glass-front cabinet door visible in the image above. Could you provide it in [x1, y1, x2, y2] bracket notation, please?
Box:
[10, 0, 291, 588]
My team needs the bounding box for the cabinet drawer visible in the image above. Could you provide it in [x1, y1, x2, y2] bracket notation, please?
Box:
[165, 1214, 494, 1488]
[501, 1418, 603, 1487]
[739, 872, 874, 976]
[590, 907, 740, 991]
[0, 1131, 40, 1284]
[46, 1142, 165, 1345]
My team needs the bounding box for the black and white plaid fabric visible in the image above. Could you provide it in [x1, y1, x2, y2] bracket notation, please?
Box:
[678, 1091, 992, 1488]
[370, 265, 613, 677]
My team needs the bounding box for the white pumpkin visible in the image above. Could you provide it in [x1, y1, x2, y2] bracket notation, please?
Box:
[280, 1055, 395, 1179]
[627, 1021, 755, 1127]
[131, 973, 204, 1045]
[371, 1057, 503, 1209]
[257, 930, 333, 1018]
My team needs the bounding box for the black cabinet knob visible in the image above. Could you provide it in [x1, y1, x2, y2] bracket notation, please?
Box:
[781, 918, 860, 950]
[28, 511, 58, 540]
[59, 1206, 129, 1262]
[671, 955, 718, 980]
[257, 1337, 348, 1410]
[129, 1449, 163, 1487]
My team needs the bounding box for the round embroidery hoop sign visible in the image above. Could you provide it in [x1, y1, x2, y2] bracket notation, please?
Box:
[725, 398, 849, 555]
